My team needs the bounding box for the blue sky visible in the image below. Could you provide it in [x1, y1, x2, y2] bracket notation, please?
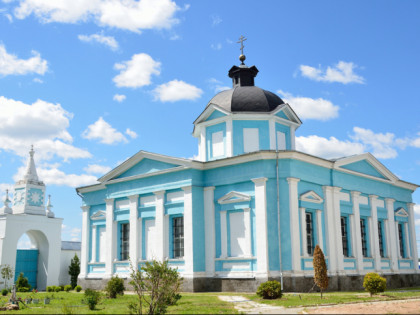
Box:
[0, 0, 419, 249]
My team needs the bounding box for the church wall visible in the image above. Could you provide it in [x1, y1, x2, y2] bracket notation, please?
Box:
[275, 122, 291, 150]
[232, 120, 270, 155]
[206, 122, 226, 161]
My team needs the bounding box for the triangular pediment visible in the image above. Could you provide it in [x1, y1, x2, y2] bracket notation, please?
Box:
[334, 153, 398, 182]
[300, 191, 323, 204]
[115, 158, 179, 179]
[395, 207, 409, 217]
[194, 104, 231, 126]
[218, 191, 251, 204]
[91, 210, 106, 220]
[271, 104, 302, 125]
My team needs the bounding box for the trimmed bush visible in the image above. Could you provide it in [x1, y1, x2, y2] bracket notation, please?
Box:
[105, 275, 125, 298]
[54, 286, 61, 292]
[1, 289, 8, 296]
[75, 285, 82, 292]
[363, 272, 386, 297]
[84, 289, 101, 310]
[59, 285, 65, 291]
[64, 285, 72, 292]
[256, 280, 282, 299]
[46, 286, 54, 292]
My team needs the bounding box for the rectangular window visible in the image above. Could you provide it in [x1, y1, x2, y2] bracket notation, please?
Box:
[378, 221, 385, 258]
[99, 226, 106, 262]
[120, 223, 129, 261]
[243, 128, 259, 153]
[145, 219, 156, 260]
[341, 216, 349, 257]
[172, 217, 184, 259]
[212, 131, 224, 157]
[305, 212, 314, 255]
[229, 211, 246, 257]
[398, 223, 405, 258]
[276, 131, 286, 150]
[360, 219, 368, 257]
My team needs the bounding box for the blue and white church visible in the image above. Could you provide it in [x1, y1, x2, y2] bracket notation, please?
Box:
[77, 55, 419, 291]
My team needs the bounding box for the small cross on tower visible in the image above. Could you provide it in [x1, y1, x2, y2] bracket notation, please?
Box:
[237, 35, 247, 65]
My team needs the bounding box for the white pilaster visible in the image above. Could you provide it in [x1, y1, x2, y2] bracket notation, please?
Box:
[386, 198, 398, 271]
[243, 208, 252, 257]
[269, 120, 276, 150]
[220, 210, 228, 258]
[252, 177, 269, 275]
[80, 205, 90, 278]
[154, 191, 166, 261]
[300, 208, 307, 256]
[129, 195, 139, 267]
[323, 186, 338, 274]
[105, 198, 116, 276]
[351, 191, 363, 272]
[91, 225, 97, 263]
[316, 210, 324, 252]
[226, 119, 233, 157]
[404, 222, 411, 258]
[204, 187, 215, 275]
[199, 128, 206, 161]
[408, 203, 419, 271]
[396, 221, 401, 259]
[182, 186, 194, 275]
[332, 187, 344, 273]
[290, 125, 296, 150]
[287, 177, 301, 272]
[369, 195, 381, 271]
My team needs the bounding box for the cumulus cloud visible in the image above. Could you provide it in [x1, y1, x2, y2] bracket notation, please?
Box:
[125, 128, 137, 139]
[208, 78, 230, 93]
[0, 96, 91, 161]
[13, 0, 180, 33]
[78, 32, 119, 50]
[414, 204, 420, 215]
[62, 225, 82, 241]
[0, 44, 48, 76]
[113, 94, 126, 102]
[153, 79, 203, 102]
[83, 164, 112, 175]
[351, 127, 398, 159]
[278, 90, 339, 121]
[82, 117, 128, 144]
[113, 53, 161, 88]
[300, 61, 365, 84]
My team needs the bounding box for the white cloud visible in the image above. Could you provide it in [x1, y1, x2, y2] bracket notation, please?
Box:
[113, 53, 161, 88]
[416, 219, 420, 227]
[0, 96, 91, 161]
[208, 78, 230, 93]
[125, 128, 137, 139]
[153, 79, 203, 102]
[113, 94, 126, 102]
[78, 32, 119, 50]
[83, 164, 112, 175]
[82, 117, 128, 144]
[33, 77, 43, 83]
[414, 204, 420, 216]
[62, 225, 82, 241]
[210, 14, 222, 26]
[296, 135, 365, 159]
[13, 0, 180, 33]
[0, 43, 48, 76]
[411, 133, 420, 148]
[351, 127, 398, 159]
[278, 90, 339, 121]
[211, 43, 222, 50]
[300, 61, 365, 84]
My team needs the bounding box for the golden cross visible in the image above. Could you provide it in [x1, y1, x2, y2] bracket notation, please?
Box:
[237, 35, 247, 55]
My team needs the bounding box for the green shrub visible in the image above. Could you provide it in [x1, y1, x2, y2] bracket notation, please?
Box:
[64, 285, 72, 292]
[84, 289, 101, 310]
[75, 285, 82, 292]
[1, 289, 8, 296]
[54, 286, 61, 292]
[15, 272, 31, 292]
[256, 280, 282, 299]
[105, 275, 125, 298]
[46, 286, 54, 292]
[363, 272, 386, 297]
[60, 285, 65, 291]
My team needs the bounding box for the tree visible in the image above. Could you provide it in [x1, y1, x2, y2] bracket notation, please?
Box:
[313, 245, 328, 299]
[68, 253, 80, 289]
[15, 272, 31, 292]
[363, 273, 386, 297]
[128, 259, 182, 315]
[0, 265, 14, 290]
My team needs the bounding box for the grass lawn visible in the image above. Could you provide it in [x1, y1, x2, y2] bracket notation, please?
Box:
[248, 288, 420, 308]
[0, 291, 239, 314]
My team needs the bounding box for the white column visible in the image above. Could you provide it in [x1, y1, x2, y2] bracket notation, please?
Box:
[287, 177, 301, 272]
[332, 187, 344, 273]
[129, 195, 139, 267]
[316, 210, 324, 252]
[91, 225, 97, 263]
[154, 191, 166, 261]
[105, 198, 116, 277]
[182, 186, 194, 275]
[138, 218, 142, 262]
[396, 221, 401, 259]
[199, 128, 206, 161]
[220, 210, 228, 258]
[252, 177, 269, 275]
[369, 195, 381, 271]
[290, 125, 296, 150]
[269, 120, 276, 150]
[80, 205, 90, 278]
[408, 203, 419, 271]
[226, 119, 233, 157]
[404, 222, 411, 258]
[351, 191, 363, 272]
[386, 198, 398, 271]
[243, 208, 252, 257]
[300, 208, 307, 257]
[323, 186, 338, 274]
[204, 187, 215, 275]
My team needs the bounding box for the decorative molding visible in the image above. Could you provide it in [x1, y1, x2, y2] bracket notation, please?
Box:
[218, 191, 251, 204]
[90, 210, 106, 221]
[300, 190, 323, 204]
[395, 207, 409, 217]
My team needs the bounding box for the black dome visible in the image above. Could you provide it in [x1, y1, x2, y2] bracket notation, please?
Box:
[207, 86, 285, 112]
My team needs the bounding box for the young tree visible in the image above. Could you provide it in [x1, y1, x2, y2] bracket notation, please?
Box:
[313, 245, 328, 299]
[0, 265, 14, 290]
[68, 254, 80, 289]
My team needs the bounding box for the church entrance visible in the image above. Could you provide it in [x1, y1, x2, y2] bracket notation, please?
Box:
[14, 249, 39, 290]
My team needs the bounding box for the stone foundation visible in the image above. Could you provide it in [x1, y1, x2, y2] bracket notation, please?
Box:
[78, 273, 420, 292]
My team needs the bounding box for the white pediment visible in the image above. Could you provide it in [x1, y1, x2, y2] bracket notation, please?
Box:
[90, 210, 106, 221]
[395, 207, 409, 217]
[300, 191, 323, 204]
[218, 191, 251, 204]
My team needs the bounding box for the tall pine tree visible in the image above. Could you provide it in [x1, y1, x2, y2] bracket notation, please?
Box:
[313, 245, 328, 299]
[68, 253, 80, 289]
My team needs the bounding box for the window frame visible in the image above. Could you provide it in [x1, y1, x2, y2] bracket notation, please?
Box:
[119, 221, 130, 261]
[305, 212, 315, 256]
[171, 216, 184, 259]
[360, 218, 368, 257]
[378, 220, 385, 258]
[341, 216, 350, 257]
[398, 223, 405, 258]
